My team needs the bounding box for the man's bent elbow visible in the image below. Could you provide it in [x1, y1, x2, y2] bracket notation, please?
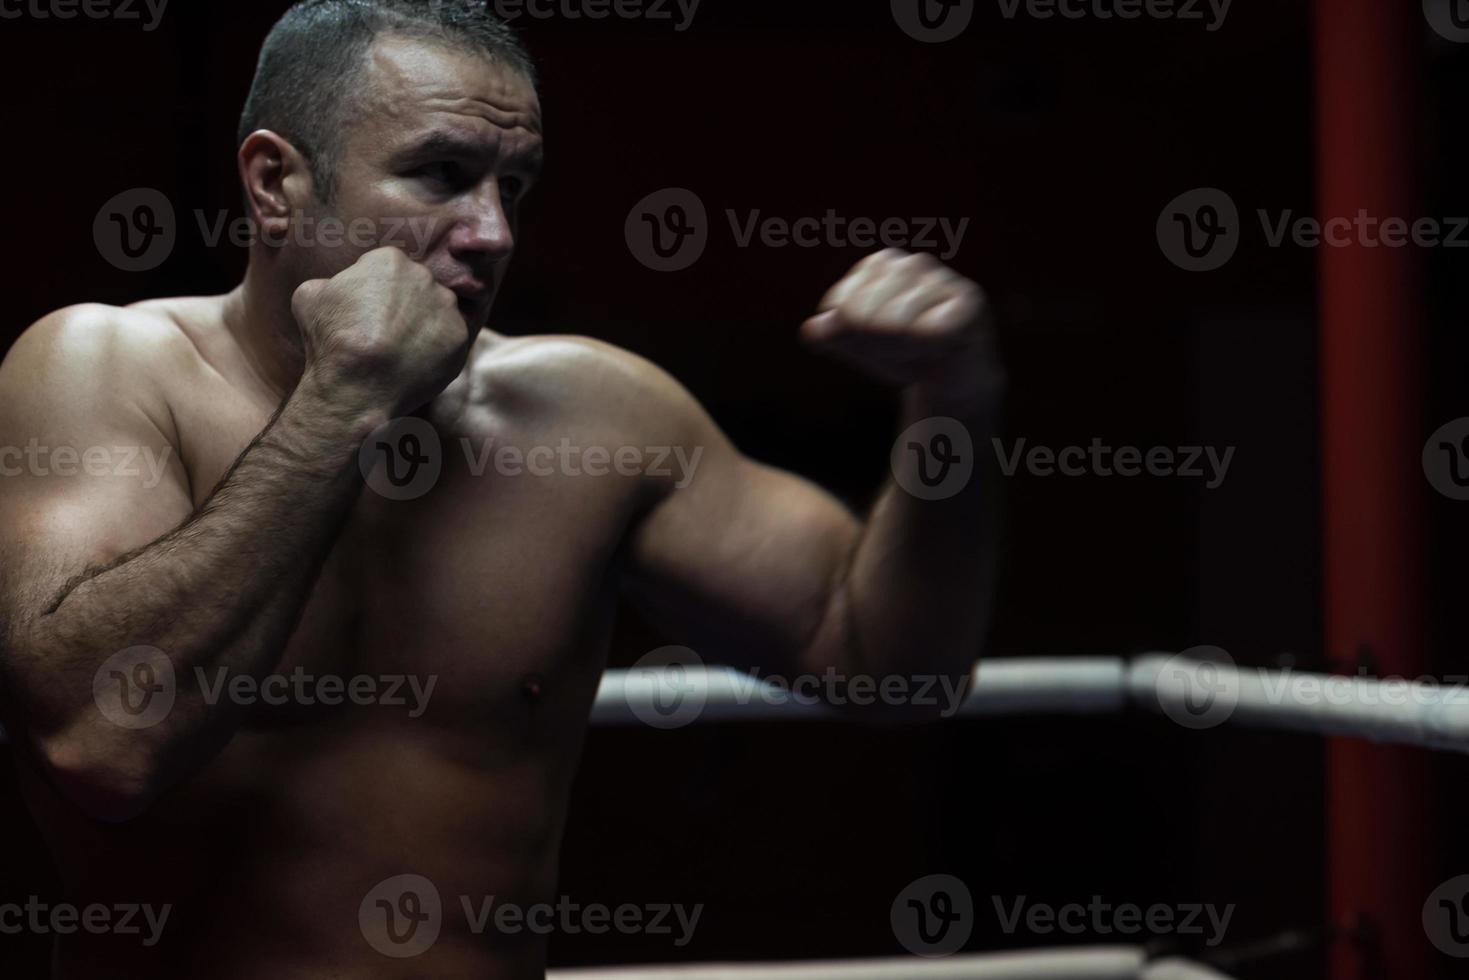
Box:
[35, 726, 163, 823]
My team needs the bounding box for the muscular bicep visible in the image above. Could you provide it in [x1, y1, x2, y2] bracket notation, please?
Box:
[618, 392, 861, 672]
[0, 310, 194, 627]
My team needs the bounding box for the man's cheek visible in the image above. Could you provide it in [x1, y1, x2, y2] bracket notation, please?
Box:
[344, 216, 383, 251]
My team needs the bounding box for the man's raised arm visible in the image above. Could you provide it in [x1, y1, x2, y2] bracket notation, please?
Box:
[620, 249, 1003, 719]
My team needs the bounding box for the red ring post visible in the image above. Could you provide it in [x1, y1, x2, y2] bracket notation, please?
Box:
[1314, 1, 1432, 976]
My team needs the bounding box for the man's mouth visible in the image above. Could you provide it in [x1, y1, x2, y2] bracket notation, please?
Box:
[445, 276, 489, 300]
[446, 278, 491, 324]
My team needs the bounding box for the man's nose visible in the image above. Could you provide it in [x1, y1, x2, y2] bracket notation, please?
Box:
[449, 186, 516, 259]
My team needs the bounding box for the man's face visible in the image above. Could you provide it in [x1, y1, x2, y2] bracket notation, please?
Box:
[296, 35, 544, 330]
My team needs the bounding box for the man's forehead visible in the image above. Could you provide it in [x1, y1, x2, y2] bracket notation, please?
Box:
[359, 34, 543, 137]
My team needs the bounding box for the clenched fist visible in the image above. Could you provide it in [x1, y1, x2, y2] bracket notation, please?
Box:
[292, 247, 473, 418]
[801, 249, 1003, 415]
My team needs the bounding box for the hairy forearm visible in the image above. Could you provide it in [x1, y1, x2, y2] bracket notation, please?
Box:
[9, 371, 384, 816]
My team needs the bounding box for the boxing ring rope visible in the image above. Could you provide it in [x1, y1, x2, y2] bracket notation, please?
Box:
[591, 654, 1469, 754]
[565, 654, 1469, 979]
[549, 948, 1236, 980]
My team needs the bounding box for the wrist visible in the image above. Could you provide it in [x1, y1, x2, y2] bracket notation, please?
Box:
[903, 341, 1006, 422]
[291, 367, 393, 444]
[904, 371, 1004, 427]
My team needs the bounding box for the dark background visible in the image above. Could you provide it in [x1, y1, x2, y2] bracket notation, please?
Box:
[1, 1, 1467, 977]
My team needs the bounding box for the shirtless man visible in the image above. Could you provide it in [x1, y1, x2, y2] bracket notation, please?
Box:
[0, 1, 1001, 976]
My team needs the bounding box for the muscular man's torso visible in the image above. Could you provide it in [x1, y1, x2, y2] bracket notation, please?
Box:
[15, 295, 664, 979]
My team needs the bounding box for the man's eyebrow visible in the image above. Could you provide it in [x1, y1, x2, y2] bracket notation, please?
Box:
[393, 130, 495, 162]
[392, 130, 544, 175]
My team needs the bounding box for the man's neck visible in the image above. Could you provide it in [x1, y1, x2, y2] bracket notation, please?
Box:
[224, 260, 308, 402]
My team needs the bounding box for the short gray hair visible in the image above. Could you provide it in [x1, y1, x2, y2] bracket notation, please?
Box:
[237, 0, 536, 203]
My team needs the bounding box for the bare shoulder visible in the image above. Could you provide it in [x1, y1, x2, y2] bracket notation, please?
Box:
[4, 302, 196, 374]
[0, 302, 202, 439]
[463, 332, 709, 443]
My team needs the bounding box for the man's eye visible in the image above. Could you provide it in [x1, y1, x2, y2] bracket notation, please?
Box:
[500, 177, 526, 203]
[416, 162, 464, 188]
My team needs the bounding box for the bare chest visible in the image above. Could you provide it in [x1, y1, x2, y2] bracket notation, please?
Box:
[172, 379, 636, 733]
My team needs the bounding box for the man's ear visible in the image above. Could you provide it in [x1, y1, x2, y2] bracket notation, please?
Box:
[238, 130, 317, 244]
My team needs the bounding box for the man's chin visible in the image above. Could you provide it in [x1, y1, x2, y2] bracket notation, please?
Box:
[457, 298, 490, 332]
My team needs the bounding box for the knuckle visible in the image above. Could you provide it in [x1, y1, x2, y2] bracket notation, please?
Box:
[292, 279, 322, 307]
[894, 251, 932, 274]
